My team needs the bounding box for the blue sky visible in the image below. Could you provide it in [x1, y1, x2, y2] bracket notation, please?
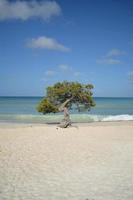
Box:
[0, 0, 133, 97]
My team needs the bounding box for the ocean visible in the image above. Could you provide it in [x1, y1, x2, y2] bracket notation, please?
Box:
[0, 97, 133, 124]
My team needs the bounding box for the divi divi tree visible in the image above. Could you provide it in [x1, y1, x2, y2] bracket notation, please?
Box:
[37, 81, 95, 127]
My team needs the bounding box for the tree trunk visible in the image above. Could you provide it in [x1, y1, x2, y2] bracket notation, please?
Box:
[58, 98, 72, 111]
[58, 100, 72, 128]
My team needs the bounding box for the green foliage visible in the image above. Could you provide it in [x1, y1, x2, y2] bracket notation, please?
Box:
[37, 81, 96, 114]
[37, 98, 58, 114]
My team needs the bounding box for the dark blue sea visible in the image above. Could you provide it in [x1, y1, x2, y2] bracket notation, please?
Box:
[0, 97, 133, 123]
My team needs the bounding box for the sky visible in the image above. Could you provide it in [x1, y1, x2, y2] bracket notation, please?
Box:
[0, 0, 133, 97]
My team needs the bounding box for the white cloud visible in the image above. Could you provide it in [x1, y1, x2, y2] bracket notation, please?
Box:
[97, 48, 126, 65]
[42, 64, 83, 82]
[74, 72, 82, 77]
[59, 65, 81, 77]
[129, 41, 133, 46]
[96, 58, 121, 65]
[45, 70, 55, 76]
[106, 49, 127, 57]
[0, 0, 61, 21]
[127, 72, 133, 78]
[59, 64, 71, 71]
[42, 69, 55, 82]
[27, 36, 70, 52]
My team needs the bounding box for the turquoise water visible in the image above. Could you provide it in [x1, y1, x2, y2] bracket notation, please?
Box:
[0, 97, 133, 123]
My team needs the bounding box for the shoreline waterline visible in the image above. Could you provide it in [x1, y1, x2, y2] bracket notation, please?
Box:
[0, 113, 133, 124]
[0, 120, 133, 128]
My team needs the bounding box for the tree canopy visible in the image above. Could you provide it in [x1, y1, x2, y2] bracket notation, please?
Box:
[37, 81, 95, 114]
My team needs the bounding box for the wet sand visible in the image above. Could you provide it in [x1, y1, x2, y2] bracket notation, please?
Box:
[0, 122, 133, 200]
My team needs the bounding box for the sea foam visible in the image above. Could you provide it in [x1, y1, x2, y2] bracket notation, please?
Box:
[102, 114, 133, 121]
[0, 114, 133, 123]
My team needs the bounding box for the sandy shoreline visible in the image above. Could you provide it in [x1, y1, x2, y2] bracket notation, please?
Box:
[0, 120, 133, 127]
[0, 121, 133, 200]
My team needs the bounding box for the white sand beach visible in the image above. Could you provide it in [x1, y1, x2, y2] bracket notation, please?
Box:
[0, 122, 133, 200]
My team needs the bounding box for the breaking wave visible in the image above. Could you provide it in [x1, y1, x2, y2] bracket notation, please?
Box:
[0, 114, 133, 124]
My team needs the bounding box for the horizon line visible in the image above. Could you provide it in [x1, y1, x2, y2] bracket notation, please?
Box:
[0, 96, 133, 98]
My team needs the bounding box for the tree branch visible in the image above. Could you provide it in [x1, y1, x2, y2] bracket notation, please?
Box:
[58, 97, 73, 111]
